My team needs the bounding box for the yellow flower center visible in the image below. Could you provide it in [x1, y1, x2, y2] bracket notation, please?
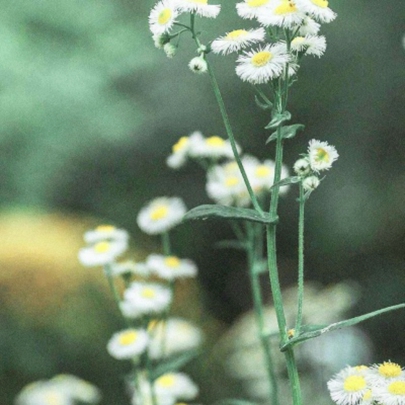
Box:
[363, 390, 372, 401]
[173, 137, 188, 153]
[141, 287, 156, 299]
[354, 365, 369, 371]
[315, 147, 330, 162]
[247, 0, 270, 7]
[388, 381, 405, 396]
[343, 375, 366, 392]
[187, 0, 207, 3]
[379, 362, 402, 378]
[96, 225, 116, 232]
[44, 393, 64, 405]
[251, 51, 273, 67]
[150, 205, 169, 220]
[225, 177, 240, 187]
[206, 136, 225, 147]
[157, 374, 176, 388]
[255, 165, 271, 177]
[311, 0, 328, 8]
[164, 256, 180, 268]
[158, 8, 172, 25]
[94, 241, 111, 253]
[118, 330, 138, 346]
[274, 0, 297, 14]
[226, 29, 248, 40]
[292, 37, 305, 45]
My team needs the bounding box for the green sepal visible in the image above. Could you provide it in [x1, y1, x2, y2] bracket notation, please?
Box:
[254, 95, 272, 110]
[150, 349, 200, 379]
[215, 240, 248, 250]
[264, 110, 291, 129]
[266, 124, 305, 144]
[280, 302, 405, 351]
[183, 204, 278, 225]
[271, 176, 301, 189]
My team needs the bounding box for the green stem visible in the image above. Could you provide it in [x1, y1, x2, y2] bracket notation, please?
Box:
[246, 223, 279, 405]
[295, 182, 305, 334]
[161, 232, 171, 256]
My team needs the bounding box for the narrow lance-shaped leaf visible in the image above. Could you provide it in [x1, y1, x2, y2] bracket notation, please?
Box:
[271, 176, 301, 189]
[254, 95, 272, 110]
[213, 400, 260, 405]
[151, 349, 201, 379]
[265, 110, 291, 129]
[266, 124, 305, 144]
[183, 204, 278, 225]
[281, 302, 405, 351]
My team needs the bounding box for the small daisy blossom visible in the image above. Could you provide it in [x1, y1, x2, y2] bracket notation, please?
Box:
[302, 175, 320, 191]
[137, 196, 187, 235]
[78, 239, 128, 267]
[257, 0, 305, 29]
[176, 0, 221, 18]
[84, 225, 129, 244]
[149, 0, 179, 35]
[154, 372, 199, 401]
[236, 0, 273, 20]
[236, 43, 291, 84]
[327, 365, 371, 405]
[294, 0, 337, 23]
[308, 139, 339, 172]
[188, 56, 208, 73]
[211, 28, 266, 55]
[120, 282, 172, 318]
[374, 379, 405, 405]
[50, 374, 101, 404]
[147, 254, 198, 280]
[15, 381, 73, 405]
[368, 361, 404, 385]
[132, 374, 176, 405]
[297, 16, 321, 35]
[291, 35, 326, 57]
[293, 157, 311, 176]
[188, 132, 241, 160]
[107, 328, 149, 360]
[111, 260, 150, 277]
[148, 318, 204, 359]
[167, 135, 192, 169]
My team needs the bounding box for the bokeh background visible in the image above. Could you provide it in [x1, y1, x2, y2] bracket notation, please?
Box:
[1, 0, 404, 404]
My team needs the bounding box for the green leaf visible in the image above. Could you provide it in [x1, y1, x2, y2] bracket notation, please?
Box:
[281, 302, 405, 351]
[151, 349, 200, 379]
[254, 95, 272, 110]
[264, 111, 291, 129]
[271, 176, 301, 189]
[215, 240, 248, 250]
[266, 124, 305, 143]
[183, 204, 278, 225]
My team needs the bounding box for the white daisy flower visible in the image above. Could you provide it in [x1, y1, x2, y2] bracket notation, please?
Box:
[154, 373, 199, 401]
[368, 361, 405, 385]
[302, 175, 320, 191]
[188, 132, 240, 160]
[163, 43, 177, 58]
[132, 374, 176, 405]
[78, 239, 128, 267]
[236, 0, 273, 20]
[176, 0, 221, 18]
[211, 28, 266, 55]
[297, 16, 321, 35]
[107, 328, 149, 360]
[308, 139, 339, 172]
[148, 318, 204, 359]
[236, 43, 290, 84]
[149, 0, 179, 35]
[111, 260, 150, 277]
[84, 225, 129, 244]
[146, 254, 198, 280]
[374, 380, 405, 405]
[291, 35, 326, 57]
[327, 365, 371, 405]
[167, 135, 192, 169]
[50, 375, 101, 404]
[257, 0, 305, 29]
[294, 0, 337, 23]
[137, 196, 187, 235]
[188, 56, 208, 73]
[293, 157, 311, 176]
[120, 282, 172, 318]
[15, 382, 73, 405]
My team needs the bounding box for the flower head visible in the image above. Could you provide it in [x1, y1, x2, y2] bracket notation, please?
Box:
[78, 239, 128, 267]
[84, 225, 129, 244]
[211, 28, 266, 55]
[154, 373, 199, 401]
[149, 0, 180, 35]
[293, 157, 311, 176]
[176, 0, 221, 18]
[308, 139, 338, 172]
[236, 0, 273, 20]
[167, 135, 192, 169]
[297, 16, 320, 35]
[374, 380, 405, 405]
[291, 35, 326, 57]
[236, 43, 290, 84]
[188, 56, 208, 73]
[147, 254, 198, 280]
[107, 328, 149, 360]
[137, 197, 187, 235]
[15, 381, 74, 405]
[50, 375, 101, 404]
[368, 361, 404, 385]
[294, 0, 337, 23]
[111, 260, 150, 277]
[188, 131, 240, 160]
[257, 0, 305, 29]
[302, 175, 320, 191]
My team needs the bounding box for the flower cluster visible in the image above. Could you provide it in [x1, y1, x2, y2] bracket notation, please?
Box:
[328, 361, 405, 405]
[15, 374, 101, 405]
[293, 139, 338, 192]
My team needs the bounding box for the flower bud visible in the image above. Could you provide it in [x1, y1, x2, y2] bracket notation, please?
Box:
[303, 175, 320, 191]
[188, 56, 208, 74]
[293, 158, 311, 176]
[163, 43, 177, 58]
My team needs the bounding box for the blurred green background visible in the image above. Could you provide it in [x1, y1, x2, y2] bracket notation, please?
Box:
[0, 0, 404, 404]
